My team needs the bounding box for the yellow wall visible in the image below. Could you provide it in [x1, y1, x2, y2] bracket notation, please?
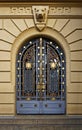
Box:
[0, 3, 82, 115]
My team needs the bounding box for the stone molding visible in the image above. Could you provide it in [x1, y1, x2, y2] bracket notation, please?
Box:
[0, 5, 82, 19]
[0, 6, 81, 16]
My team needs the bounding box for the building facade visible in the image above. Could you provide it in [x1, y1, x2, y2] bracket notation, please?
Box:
[0, 0, 82, 129]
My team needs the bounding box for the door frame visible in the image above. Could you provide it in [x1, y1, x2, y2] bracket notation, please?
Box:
[11, 27, 70, 115]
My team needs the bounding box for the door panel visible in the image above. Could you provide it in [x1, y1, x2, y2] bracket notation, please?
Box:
[16, 37, 66, 114]
[17, 100, 65, 114]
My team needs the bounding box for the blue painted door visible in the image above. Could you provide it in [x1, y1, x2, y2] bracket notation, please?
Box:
[16, 37, 66, 114]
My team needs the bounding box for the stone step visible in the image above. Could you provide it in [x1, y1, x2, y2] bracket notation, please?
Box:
[0, 115, 82, 130]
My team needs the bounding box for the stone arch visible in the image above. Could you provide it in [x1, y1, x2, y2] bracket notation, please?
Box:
[11, 27, 70, 114]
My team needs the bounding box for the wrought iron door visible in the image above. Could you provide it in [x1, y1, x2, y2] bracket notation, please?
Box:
[16, 37, 66, 114]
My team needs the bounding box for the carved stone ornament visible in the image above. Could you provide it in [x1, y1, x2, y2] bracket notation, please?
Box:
[32, 6, 49, 31]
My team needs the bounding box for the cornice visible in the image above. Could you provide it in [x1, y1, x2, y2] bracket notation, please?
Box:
[0, 2, 82, 7]
[0, 0, 82, 2]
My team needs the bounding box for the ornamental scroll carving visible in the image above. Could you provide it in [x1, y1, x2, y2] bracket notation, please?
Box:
[32, 6, 49, 31]
[9, 6, 71, 15]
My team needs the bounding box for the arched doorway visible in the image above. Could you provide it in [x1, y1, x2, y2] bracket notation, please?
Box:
[16, 36, 66, 114]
